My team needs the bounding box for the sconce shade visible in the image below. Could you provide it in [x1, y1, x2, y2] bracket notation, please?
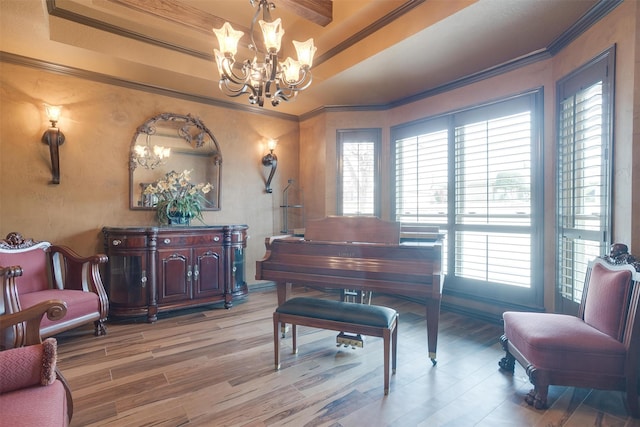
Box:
[44, 104, 62, 125]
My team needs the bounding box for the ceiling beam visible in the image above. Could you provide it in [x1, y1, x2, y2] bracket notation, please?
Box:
[274, 0, 333, 27]
[108, 0, 250, 35]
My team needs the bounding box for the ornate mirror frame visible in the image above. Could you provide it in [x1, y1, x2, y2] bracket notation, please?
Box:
[129, 113, 222, 211]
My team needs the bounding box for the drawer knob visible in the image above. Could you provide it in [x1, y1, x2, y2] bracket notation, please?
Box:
[213, 236, 220, 242]
[112, 239, 122, 246]
[164, 238, 171, 244]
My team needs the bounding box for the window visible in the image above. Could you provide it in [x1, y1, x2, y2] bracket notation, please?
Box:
[392, 91, 543, 307]
[556, 48, 614, 314]
[454, 109, 533, 288]
[337, 129, 381, 216]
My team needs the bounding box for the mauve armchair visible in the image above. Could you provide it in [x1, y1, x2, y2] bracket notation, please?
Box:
[0, 232, 108, 348]
[498, 244, 640, 417]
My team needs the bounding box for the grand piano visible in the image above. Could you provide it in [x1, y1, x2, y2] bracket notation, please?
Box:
[256, 216, 443, 364]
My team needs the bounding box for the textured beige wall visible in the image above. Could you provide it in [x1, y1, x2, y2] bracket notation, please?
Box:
[0, 63, 299, 284]
[299, 1, 639, 312]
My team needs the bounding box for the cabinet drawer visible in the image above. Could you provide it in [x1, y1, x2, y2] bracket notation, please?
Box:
[158, 233, 223, 247]
[108, 235, 147, 248]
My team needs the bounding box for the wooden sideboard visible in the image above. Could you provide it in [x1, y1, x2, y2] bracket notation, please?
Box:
[102, 225, 248, 322]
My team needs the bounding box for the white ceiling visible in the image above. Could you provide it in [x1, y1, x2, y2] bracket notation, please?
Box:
[1, 0, 607, 117]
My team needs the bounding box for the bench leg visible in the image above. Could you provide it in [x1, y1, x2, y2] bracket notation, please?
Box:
[383, 328, 391, 395]
[273, 313, 281, 370]
[392, 315, 398, 374]
[292, 324, 298, 354]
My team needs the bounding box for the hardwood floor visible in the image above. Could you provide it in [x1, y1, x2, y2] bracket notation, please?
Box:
[55, 288, 639, 427]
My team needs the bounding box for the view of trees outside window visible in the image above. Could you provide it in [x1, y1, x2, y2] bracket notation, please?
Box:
[341, 141, 375, 216]
[337, 129, 380, 217]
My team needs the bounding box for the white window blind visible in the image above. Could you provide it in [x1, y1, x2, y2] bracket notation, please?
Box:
[557, 73, 611, 304]
[395, 130, 448, 224]
[454, 112, 532, 287]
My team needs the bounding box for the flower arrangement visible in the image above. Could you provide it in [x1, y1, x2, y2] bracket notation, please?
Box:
[143, 170, 213, 225]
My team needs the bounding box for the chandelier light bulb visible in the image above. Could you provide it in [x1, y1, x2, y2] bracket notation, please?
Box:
[293, 39, 316, 68]
[259, 18, 284, 53]
[213, 22, 244, 56]
[282, 57, 301, 83]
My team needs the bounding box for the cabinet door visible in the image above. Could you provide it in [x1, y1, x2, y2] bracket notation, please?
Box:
[193, 246, 224, 298]
[107, 252, 148, 308]
[157, 249, 192, 303]
[230, 247, 247, 295]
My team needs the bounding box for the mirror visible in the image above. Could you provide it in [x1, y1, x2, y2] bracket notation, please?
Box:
[129, 113, 222, 210]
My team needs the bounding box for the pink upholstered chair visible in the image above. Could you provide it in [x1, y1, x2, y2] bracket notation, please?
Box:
[0, 298, 73, 426]
[499, 244, 640, 417]
[0, 232, 108, 348]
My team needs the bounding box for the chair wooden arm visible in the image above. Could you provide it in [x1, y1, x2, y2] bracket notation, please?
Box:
[49, 244, 108, 266]
[48, 245, 109, 317]
[0, 299, 67, 346]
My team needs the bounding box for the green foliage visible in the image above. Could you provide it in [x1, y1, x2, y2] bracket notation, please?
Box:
[143, 170, 213, 225]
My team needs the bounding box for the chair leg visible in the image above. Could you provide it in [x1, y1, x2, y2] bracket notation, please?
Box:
[498, 335, 515, 373]
[525, 385, 548, 409]
[498, 352, 515, 373]
[94, 319, 107, 336]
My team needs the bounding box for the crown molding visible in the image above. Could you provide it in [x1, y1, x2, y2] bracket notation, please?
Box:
[0, 51, 299, 121]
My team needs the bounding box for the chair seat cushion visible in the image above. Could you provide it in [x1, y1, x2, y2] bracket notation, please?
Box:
[503, 311, 625, 375]
[20, 289, 99, 329]
[0, 380, 68, 427]
[276, 297, 397, 328]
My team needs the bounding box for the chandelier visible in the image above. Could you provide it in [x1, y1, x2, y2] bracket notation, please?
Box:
[132, 139, 171, 170]
[212, 0, 317, 107]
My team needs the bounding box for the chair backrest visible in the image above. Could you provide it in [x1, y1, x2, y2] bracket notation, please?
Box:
[0, 235, 51, 296]
[582, 258, 635, 341]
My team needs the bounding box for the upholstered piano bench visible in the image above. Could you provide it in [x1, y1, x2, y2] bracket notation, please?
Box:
[273, 297, 398, 395]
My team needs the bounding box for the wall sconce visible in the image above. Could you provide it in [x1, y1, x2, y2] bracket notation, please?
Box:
[262, 139, 278, 193]
[41, 104, 66, 184]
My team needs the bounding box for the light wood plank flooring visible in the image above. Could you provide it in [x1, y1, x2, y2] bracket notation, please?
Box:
[55, 288, 639, 427]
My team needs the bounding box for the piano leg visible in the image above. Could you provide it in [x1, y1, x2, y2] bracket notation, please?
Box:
[426, 298, 441, 365]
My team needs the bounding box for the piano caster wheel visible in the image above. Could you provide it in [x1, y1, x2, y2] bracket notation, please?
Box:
[431, 358, 437, 366]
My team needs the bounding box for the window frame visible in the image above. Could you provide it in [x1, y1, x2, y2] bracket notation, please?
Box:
[391, 89, 544, 309]
[555, 47, 615, 315]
